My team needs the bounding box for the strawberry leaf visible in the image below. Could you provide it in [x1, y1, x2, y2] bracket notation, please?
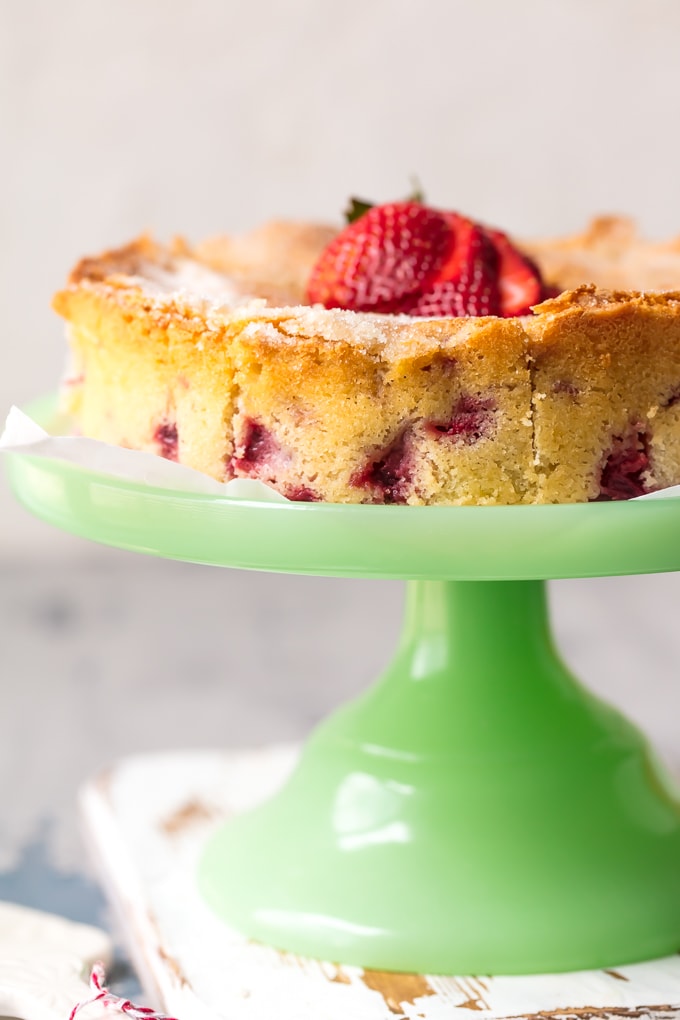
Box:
[344, 180, 426, 224]
[345, 197, 374, 224]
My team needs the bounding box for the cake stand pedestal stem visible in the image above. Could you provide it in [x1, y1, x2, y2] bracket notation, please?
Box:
[354, 579, 579, 755]
[200, 577, 680, 975]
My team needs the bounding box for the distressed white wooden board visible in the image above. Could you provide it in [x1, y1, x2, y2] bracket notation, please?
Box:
[0, 900, 112, 1020]
[81, 747, 680, 1020]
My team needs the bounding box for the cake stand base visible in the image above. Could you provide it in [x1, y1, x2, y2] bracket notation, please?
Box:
[81, 747, 680, 1020]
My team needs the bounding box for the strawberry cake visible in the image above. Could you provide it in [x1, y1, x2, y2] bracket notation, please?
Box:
[53, 203, 680, 505]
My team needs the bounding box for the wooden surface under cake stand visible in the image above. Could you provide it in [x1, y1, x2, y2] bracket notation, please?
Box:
[81, 747, 680, 1020]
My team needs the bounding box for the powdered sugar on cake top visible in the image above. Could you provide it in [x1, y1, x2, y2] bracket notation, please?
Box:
[130, 257, 248, 307]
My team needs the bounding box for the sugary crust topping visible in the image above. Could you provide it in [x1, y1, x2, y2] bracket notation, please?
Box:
[533, 282, 680, 314]
[53, 219, 680, 357]
[522, 216, 680, 292]
[53, 234, 269, 330]
[240, 287, 680, 367]
[53, 228, 518, 358]
[193, 219, 337, 303]
[230, 305, 527, 364]
[56, 225, 348, 329]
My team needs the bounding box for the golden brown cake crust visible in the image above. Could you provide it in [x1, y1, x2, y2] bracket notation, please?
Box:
[67, 235, 169, 285]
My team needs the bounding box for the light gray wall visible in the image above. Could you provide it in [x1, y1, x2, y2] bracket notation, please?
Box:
[2, 0, 680, 550]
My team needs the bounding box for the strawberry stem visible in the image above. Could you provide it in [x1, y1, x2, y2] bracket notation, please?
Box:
[408, 175, 424, 203]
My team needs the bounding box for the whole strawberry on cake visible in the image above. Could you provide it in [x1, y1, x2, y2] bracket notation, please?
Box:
[53, 197, 680, 504]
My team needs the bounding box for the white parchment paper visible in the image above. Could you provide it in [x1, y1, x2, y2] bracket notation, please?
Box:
[0, 407, 289, 502]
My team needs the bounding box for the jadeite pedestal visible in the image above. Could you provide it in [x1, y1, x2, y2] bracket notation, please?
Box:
[202, 578, 680, 974]
[7, 397, 680, 976]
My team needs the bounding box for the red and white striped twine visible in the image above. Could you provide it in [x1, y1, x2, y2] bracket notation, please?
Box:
[69, 962, 179, 1020]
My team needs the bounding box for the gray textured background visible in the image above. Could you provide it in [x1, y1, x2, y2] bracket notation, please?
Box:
[1, 0, 680, 991]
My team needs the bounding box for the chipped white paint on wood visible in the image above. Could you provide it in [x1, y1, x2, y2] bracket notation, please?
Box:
[0, 901, 112, 1020]
[81, 747, 680, 1020]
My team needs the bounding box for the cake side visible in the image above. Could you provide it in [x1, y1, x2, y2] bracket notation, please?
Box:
[52, 239, 259, 474]
[54, 283, 183, 459]
[228, 310, 535, 505]
[527, 286, 680, 502]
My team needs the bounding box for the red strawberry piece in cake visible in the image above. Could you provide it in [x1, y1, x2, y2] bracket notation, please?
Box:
[427, 394, 497, 444]
[231, 420, 318, 498]
[154, 421, 178, 461]
[597, 431, 651, 500]
[283, 484, 320, 502]
[230, 418, 291, 481]
[351, 429, 415, 504]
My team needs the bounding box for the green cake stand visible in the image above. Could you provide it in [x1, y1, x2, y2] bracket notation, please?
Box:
[6, 398, 680, 977]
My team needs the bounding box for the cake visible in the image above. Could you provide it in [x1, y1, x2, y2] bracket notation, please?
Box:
[52, 206, 680, 505]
